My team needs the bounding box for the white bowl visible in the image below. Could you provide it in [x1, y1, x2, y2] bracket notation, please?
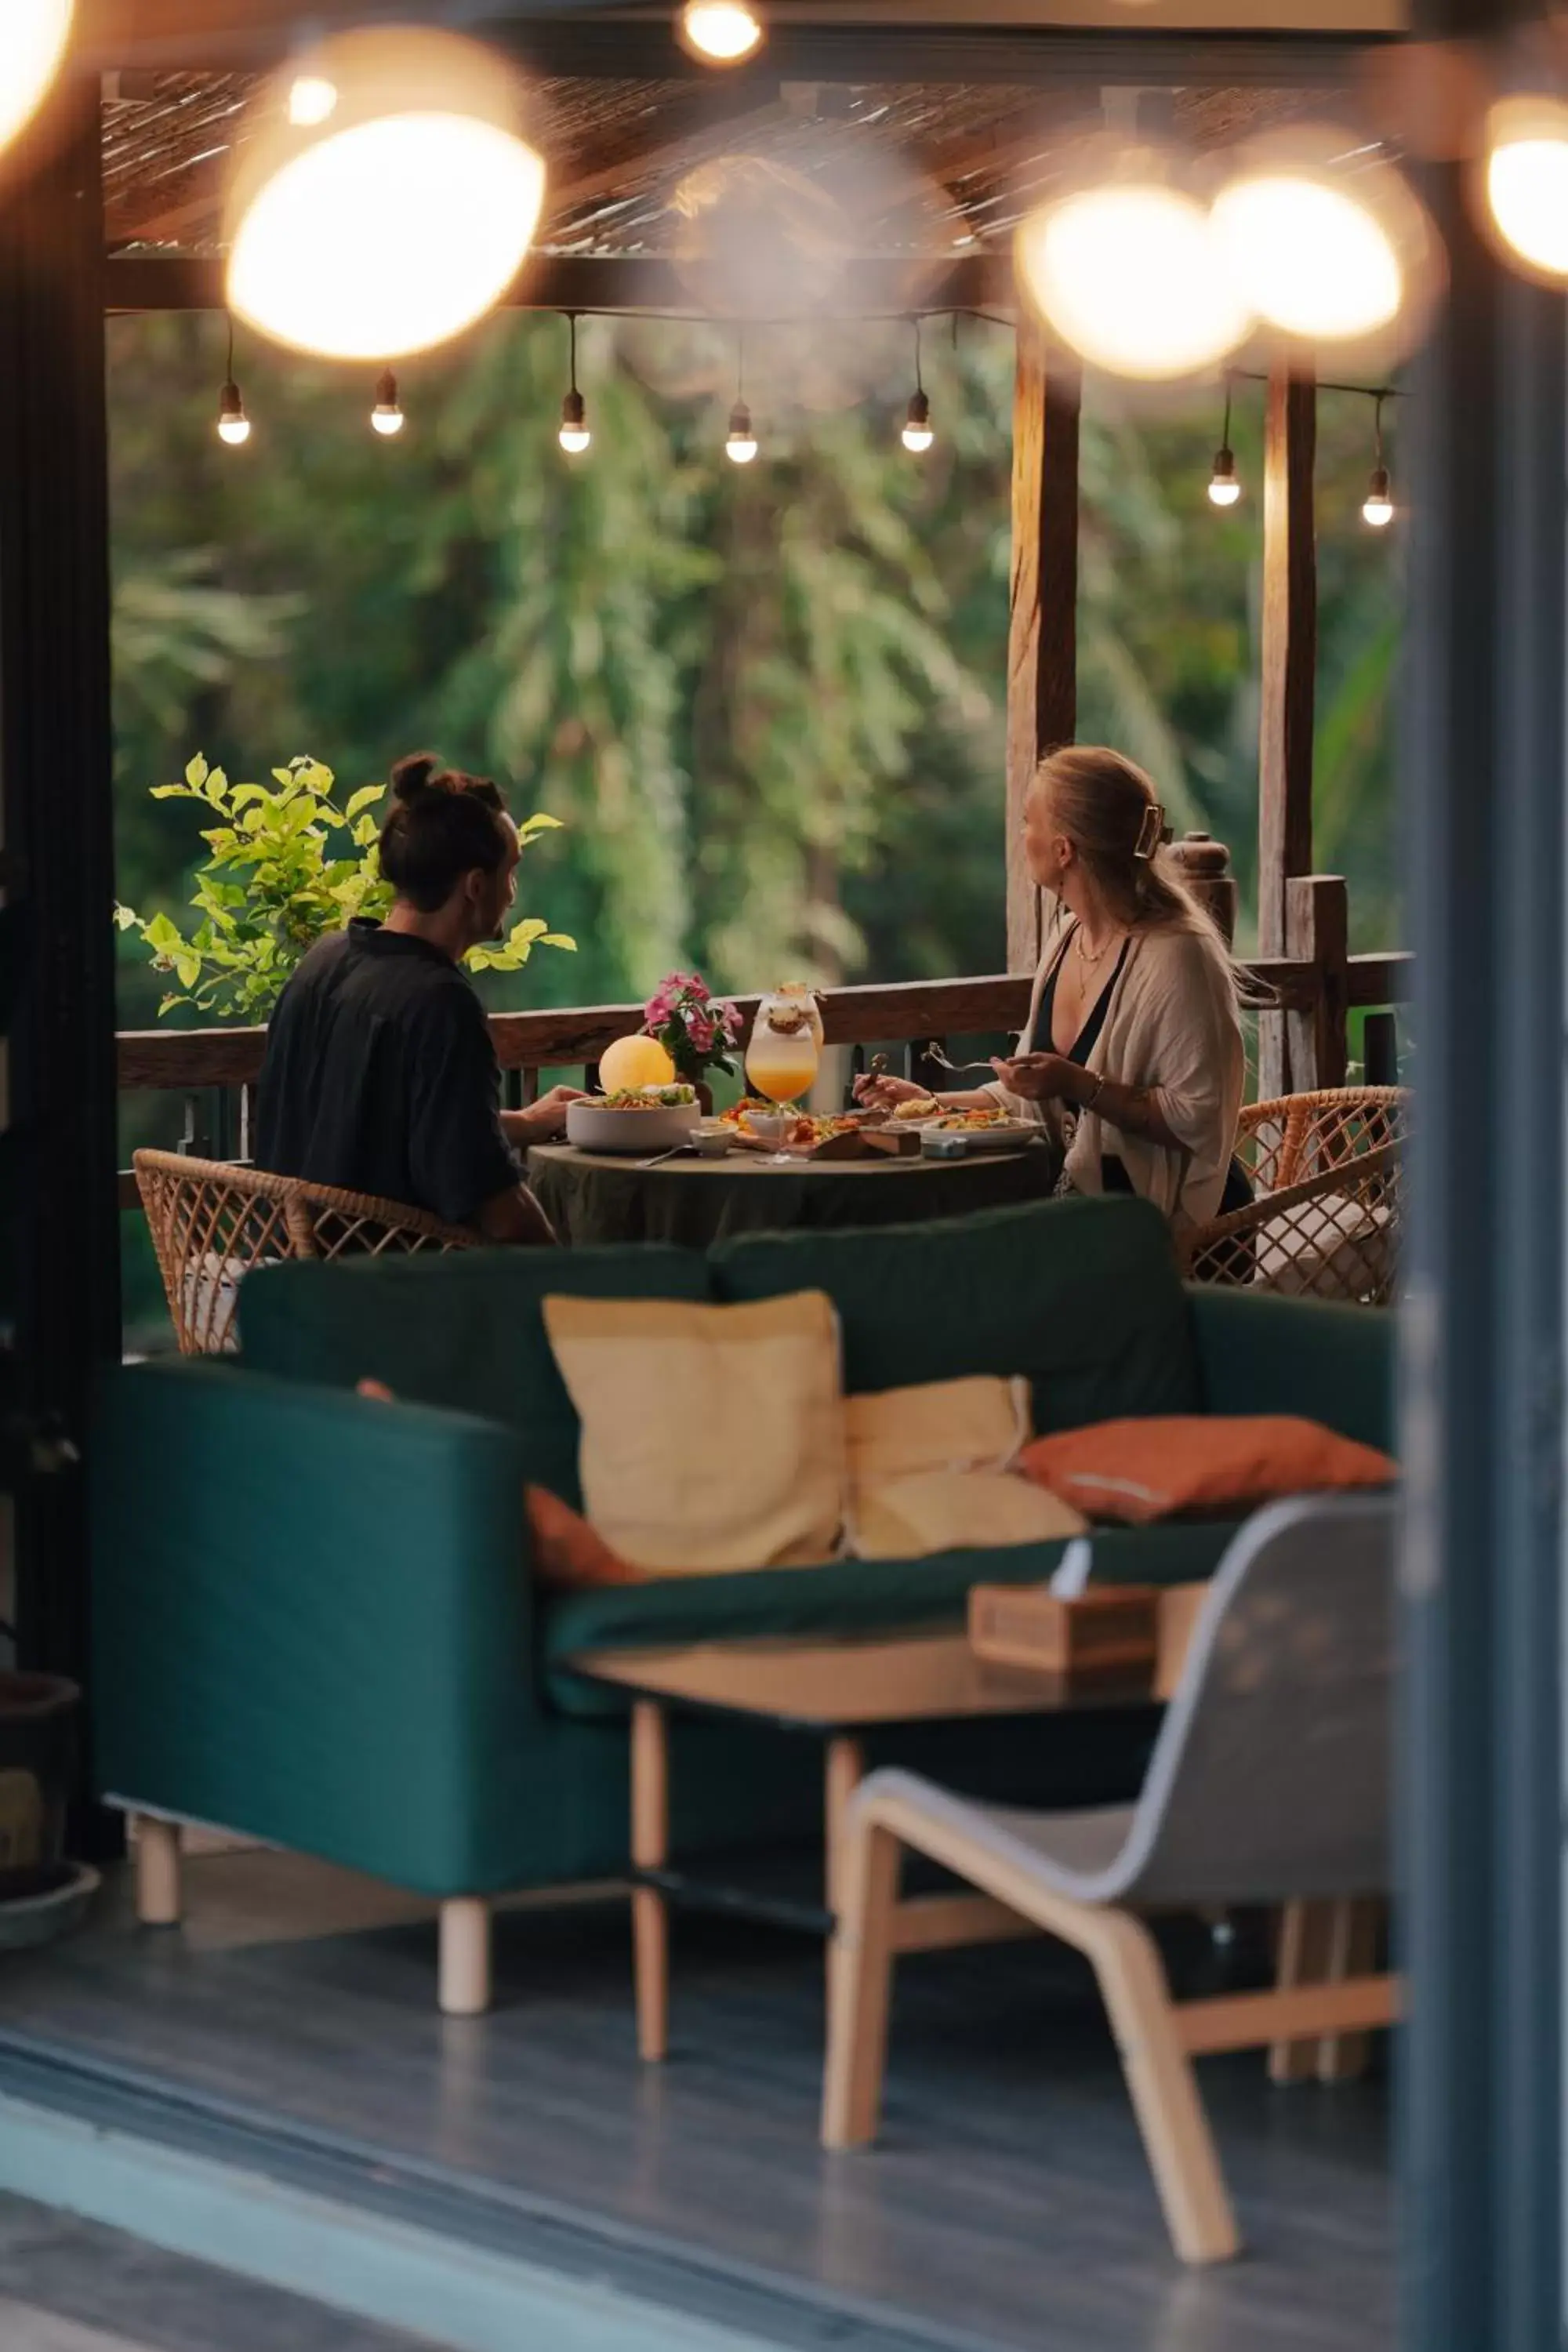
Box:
[691, 1124, 732, 1158]
[744, 1110, 792, 1143]
[566, 1100, 700, 1156]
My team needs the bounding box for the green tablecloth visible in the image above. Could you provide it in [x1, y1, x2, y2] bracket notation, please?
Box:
[528, 1140, 1062, 1250]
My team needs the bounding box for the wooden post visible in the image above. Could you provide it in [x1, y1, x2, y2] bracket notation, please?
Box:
[1006, 311, 1080, 976]
[1284, 874, 1349, 1092]
[1257, 364, 1318, 1098]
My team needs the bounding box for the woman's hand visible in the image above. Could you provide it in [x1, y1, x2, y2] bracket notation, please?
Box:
[989, 1053, 1078, 1104]
[852, 1072, 933, 1111]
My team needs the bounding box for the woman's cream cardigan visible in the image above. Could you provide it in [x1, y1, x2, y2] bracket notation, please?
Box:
[989, 918, 1245, 1232]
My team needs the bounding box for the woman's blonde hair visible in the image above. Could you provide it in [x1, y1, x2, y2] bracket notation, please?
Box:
[1032, 745, 1213, 937]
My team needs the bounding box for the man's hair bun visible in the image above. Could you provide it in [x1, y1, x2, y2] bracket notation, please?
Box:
[389, 751, 442, 804]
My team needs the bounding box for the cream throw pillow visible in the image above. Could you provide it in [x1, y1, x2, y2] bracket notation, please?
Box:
[854, 1468, 1088, 1560]
[846, 1373, 1030, 1487]
[541, 1290, 844, 1574]
[844, 1374, 1087, 1559]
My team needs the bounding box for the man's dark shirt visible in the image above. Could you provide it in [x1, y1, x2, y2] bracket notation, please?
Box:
[255, 920, 520, 1225]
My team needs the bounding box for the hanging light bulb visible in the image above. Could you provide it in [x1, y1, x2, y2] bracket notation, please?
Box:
[216, 318, 251, 446]
[558, 313, 591, 455]
[0, 1, 74, 161]
[1207, 377, 1241, 506]
[371, 368, 404, 435]
[1363, 391, 1395, 527]
[1014, 145, 1250, 382]
[726, 400, 758, 463]
[288, 74, 338, 128]
[226, 28, 546, 362]
[678, 2, 764, 66]
[1483, 96, 1568, 281]
[725, 332, 757, 463]
[901, 318, 934, 454]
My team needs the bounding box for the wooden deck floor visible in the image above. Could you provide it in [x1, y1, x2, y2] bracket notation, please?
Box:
[0, 1850, 1392, 2352]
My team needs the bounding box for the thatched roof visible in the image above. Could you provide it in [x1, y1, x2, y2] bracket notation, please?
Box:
[103, 71, 1336, 263]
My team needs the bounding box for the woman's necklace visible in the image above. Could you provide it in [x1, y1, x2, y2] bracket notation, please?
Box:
[1073, 921, 1121, 973]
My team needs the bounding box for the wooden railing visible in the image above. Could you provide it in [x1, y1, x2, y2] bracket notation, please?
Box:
[115, 948, 1410, 1210]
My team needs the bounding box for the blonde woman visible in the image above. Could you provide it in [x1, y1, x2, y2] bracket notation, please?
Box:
[856, 746, 1247, 1232]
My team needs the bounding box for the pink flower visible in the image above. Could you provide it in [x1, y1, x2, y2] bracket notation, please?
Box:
[719, 1000, 742, 1040]
[687, 1011, 717, 1053]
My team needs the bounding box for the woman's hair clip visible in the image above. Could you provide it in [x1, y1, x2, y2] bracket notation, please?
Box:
[1134, 801, 1167, 862]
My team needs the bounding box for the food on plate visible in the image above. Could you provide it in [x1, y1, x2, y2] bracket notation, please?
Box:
[602, 1084, 697, 1110]
[720, 1096, 779, 1126]
[933, 1107, 1014, 1132]
[892, 1094, 941, 1122]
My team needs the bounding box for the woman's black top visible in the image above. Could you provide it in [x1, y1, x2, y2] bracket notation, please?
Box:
[1031, 924, 1250, 1216]
[1030, 927, 1131, 1065]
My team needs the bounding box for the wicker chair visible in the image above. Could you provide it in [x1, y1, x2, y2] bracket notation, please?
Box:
[1182, 1087, 1407, 1305]
[134, 1149, 480, 1356]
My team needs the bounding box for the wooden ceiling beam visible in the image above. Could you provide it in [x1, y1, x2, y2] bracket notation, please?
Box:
[103, 249, 1016, 314]
[78, 5, 1390, 85]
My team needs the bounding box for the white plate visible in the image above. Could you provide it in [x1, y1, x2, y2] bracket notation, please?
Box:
[566, 1101, 700, 1156]
[920, 1121, 1037, 1156]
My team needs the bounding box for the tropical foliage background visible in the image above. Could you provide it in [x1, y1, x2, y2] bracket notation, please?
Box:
[110, 307, 1401, 1039]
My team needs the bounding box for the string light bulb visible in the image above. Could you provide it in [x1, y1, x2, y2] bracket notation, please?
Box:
[726, 400, 758, 464]
[901, 318, 934, 454]
[216, 319, 251, 446]
[678, 2, 764, 65]
[558, 313, 591, 455]
[1207, 378, 1241, 506]
[725, 333, 757, 463]
[0, 1, 74, 162]
[288, 74, 338, 127]
[1363, 392, 1395, 528]
[370, 368, 404, 435]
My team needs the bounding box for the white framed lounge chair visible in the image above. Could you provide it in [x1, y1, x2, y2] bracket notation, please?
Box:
[822, 1494, 1398, 2265]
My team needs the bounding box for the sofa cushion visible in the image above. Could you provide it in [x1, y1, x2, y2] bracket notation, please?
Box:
[238, 1243, 710, 1504]
[711, 1195, 1202, 1434]
[543, 1517, 1244, 1717]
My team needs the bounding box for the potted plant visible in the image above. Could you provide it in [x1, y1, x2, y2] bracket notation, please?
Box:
[641, 971, 743, 1113]
[0, 1672, 95, 1948]
[117, 753, 573, 1019]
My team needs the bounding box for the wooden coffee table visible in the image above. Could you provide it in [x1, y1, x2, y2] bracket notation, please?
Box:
[568, 1629, 1160, 2063]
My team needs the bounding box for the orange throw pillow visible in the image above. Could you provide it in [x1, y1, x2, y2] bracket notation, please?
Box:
[1018, 1415, 1396, 1525]
[354, 1380, 644, 1588]
[524, 1485, 646, 1590]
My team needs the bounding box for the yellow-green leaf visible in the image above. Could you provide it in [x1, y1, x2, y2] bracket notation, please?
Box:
[541, 932, 576, 949]
[346, 784, 383, 819]
[185, 754, 209, 789]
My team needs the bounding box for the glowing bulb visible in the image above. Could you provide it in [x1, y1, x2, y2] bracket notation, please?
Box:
[216, 382, 250, 446]
[726, 399, 758, 463]
[902, 390, 933, 454]
[1363, 468, 1395, 528]
[0, 0, 74, 158]
[288, 75, 338, 128]
[1210, 173, 1403, 343]
[227, 100, 545, 360]
[1015, 182, 1249, 381]
[558, 389, 590, 456]
[680, 2, 764, 64]
[370, 368, 404, 434]
[1207, 449, 1241, 507]
[1485, 100, 1568, 279]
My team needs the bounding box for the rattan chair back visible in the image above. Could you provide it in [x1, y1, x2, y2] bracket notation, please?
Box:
[1184, 1087, 1407, 1305]
[134, 1149, 479, 1356]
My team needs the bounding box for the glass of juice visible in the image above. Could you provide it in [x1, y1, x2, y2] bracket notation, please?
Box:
[746, 994, 822, 1160]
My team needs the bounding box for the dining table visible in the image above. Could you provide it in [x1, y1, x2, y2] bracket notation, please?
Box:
[526, 1136, 1062, 1250]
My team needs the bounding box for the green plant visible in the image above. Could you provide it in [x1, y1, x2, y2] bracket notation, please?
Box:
[115, 753, 573, 1021]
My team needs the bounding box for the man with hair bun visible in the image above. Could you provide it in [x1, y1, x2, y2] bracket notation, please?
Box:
[256, 753, 581, 1243]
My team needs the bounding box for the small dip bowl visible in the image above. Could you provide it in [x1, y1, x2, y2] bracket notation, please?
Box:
[745, 1111, 792, 1145]
[691, 1123, 732, 1159]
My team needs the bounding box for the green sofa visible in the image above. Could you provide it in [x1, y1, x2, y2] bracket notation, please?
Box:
[90, 1195, 1393, 2008]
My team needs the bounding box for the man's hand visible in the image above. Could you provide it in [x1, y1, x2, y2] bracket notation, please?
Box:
[503, 1084, 588, 1144]
[989, 1053, 1076, 1104]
